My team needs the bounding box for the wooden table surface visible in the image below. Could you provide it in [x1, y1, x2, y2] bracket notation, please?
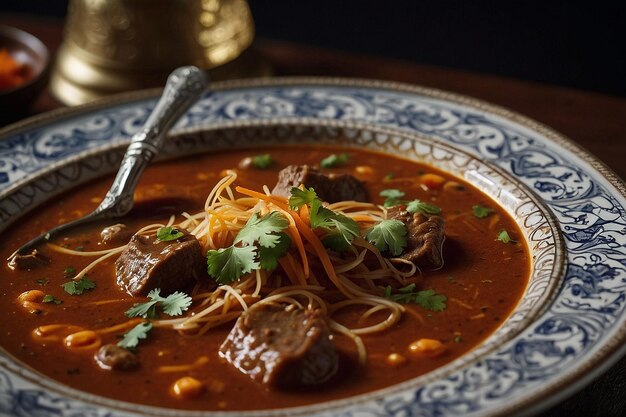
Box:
[2, 13, 626, 417]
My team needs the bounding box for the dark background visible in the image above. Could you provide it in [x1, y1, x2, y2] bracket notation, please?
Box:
[2, 0, 625, 97]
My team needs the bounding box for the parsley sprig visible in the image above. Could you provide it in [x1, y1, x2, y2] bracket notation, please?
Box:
[125, 289, 192, 319]
[206, 211, 292, 284]
[384, 284, 447, 312]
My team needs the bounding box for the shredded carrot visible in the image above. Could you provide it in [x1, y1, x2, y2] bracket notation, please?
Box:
[299, 204, 311, 226]
[350, 214, 377, 223]
[286, 253, 307, 286]
[278, 257, 300, 286]
[235, 186, 289, 208]
[289, 212, 352, 298]
[269, 205, 309, 278]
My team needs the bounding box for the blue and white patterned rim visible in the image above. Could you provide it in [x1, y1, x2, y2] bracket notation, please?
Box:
[0, 78, 624, 417]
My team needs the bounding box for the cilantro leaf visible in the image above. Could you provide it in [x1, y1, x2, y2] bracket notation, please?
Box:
[61, 277, 96, 295]
[63, 266, 76, 278]
[125, 289, 193, 318]
[258, 232, 292, 270]
[117, 322, 152, 350]
[159, 291, 193, 316]
[405, 199, 441, 215]
[322, 232, 352, 252]
[125, 298, 159, 319]
[235, 212, 289, 248]
[384, 285, 447, 312]
[413, 289, 447, 312]
[157, 226, 184, 242]
[288, 187, 317, 210]
[206, 245, 259, 284]
[472, 205, 493, 218]
[42, 294, 62, 305]
[365, 219, 407, 256]
[497, 229, 515, 243]
[251, 154, 273, 169]
[320, 153, 349, 168]
[35, 278, 48, 286]
[379, 189, 405, 207]
[309, 198, 359, 250]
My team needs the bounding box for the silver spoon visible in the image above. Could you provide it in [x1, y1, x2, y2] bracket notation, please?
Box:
[8, 66, 208, 268]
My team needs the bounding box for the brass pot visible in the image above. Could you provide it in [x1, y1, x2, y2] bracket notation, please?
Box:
[51, 0, 260, 105]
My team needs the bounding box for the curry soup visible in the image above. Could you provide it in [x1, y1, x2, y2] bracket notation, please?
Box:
[0, 145, 529, 411]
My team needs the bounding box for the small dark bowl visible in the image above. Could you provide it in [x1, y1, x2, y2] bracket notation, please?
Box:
[0, 25, 50, 113]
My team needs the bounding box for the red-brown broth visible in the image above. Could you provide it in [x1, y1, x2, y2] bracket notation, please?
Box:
[0, 145, 529, 410]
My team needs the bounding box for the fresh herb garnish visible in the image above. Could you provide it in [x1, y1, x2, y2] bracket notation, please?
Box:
[156, 226, 184, 242]
[63, 266, 76, 278]
[207, 245, 259, 284]
[206, 212, 292, 284]
[235, 212, 289, 247]
[309, 198, 359, 251]
[125, 289, 192, 319]
[258, 233, 292, 270]
[379, 189, 405, 207]
[42, 294, 62, 305]
[379, 190, 441, 215]
[61, 277, 96, 295]
[384, 284, 447, 312]
[320, 153, 349, 168]
[405, 199, 442, 215]
[288, 187, 317, 210]
[288, 188, 360, 252]
[118, 321, 152, 349]
[497, 229, 515, 243]
[365, 219, 407, 256]
[35, 278, 49, 286]
[74, 245, 84, 251]
[251, 154, 274, 169]
[472, 205, 493, 218]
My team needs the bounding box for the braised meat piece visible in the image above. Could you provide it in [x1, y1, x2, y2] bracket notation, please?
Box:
[100, 223, 132, 245]
[8, 249, 49, 271]
[272, 165, 368, 203]
[219, 303, 338, 388]
[387, 206, 445, 270]
[95, 344, 138, 371]
[115, 229, 204, 296]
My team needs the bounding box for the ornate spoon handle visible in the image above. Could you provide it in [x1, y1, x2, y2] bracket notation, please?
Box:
[9, 66, 208, 262]
[96, 66, 208, 217]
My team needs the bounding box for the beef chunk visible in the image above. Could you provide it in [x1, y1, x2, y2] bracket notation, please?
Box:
[115, 229, 204, 296]
[100, 223, 132, 245]
[387, 206, 445, 270]
[8, 249, 49, 271]
[219, 304, 338, 388]
[272, 165, 368, 203]
[95, 344, 138, 371]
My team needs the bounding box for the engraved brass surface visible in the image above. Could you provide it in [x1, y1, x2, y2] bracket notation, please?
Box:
[50, 0, 260, 105]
